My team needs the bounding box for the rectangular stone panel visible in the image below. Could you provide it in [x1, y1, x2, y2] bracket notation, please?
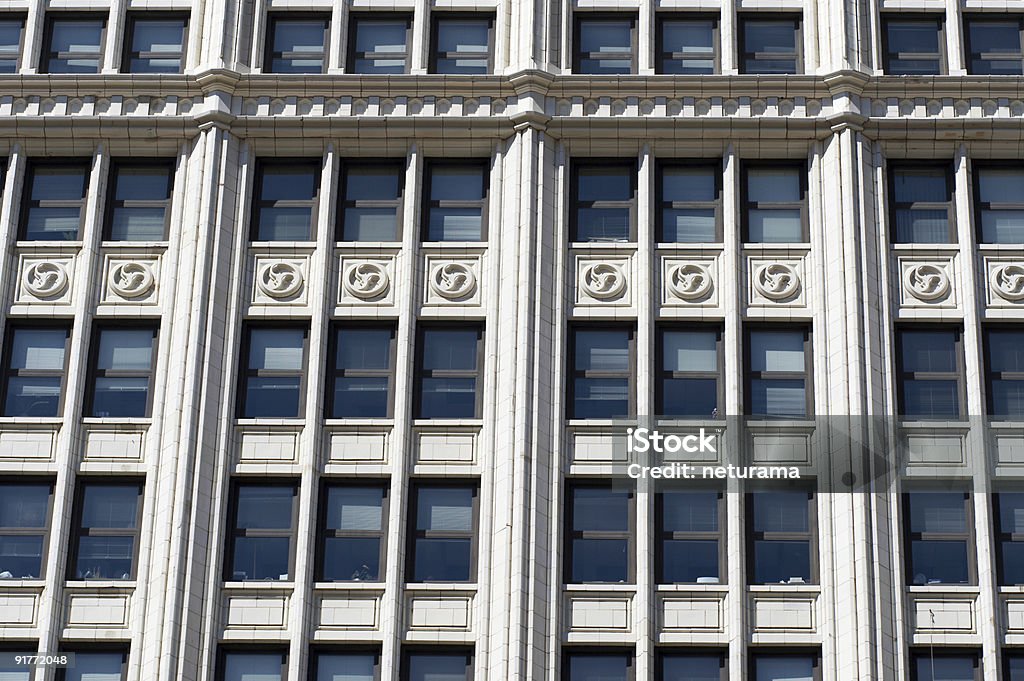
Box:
[567, 596, 631, 631]
[319, 596, 379, 629]
[225, 595, 288, 628]
[661, 597, 723, 632]
[407, 595, 472, 630]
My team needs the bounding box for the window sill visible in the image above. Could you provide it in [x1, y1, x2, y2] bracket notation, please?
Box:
[324, 419, 394, 428]
[411, 419, 484, 428]
[655, 583, 729, 593]
[404, 582, 478, 592]
[743, 419, 816, 431]
[81, 417, 153, 427]
[655, 242, 725, 251]
[100, 241, 170, 249]
[748, 583, 820, 593]
[0, 417, 63, 426]
[221, 580, 295, 590]
[64, 580, 137, 589]
[889, 243, 960, 252]
[897, 420, 970, 430]
[313, 581, 386, 591]
[15, 240, 82, 250]
[234, 419, 306, 427]
[977, 243, 1024, 252]
[906, 584, 980, 594]
[0, 579, 45, 588]
[563, 583, 636, 592]
[741, 242, 810, 251]
[566, 419, 636, 428]
[569, 241, 637, 250]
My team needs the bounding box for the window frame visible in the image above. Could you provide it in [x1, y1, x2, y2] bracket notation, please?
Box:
[0, 477, 55, 580]
[909, 649, 982, 681]
[413, 323, 484, 420]
[972, 161, 1024, 245]
[326, 322, 397, 419]
[0, 322, 72, 417]
[19, 158, 91, 241]
[337, 159, 406, 242]
[745, 486, 818, 585]
[655, 159, 723, 243]
[564, 480, 636, 584]
[743, 325, 813, 420]
[655, 484, 726, 584]
[263, 12, 330, 74]
[55, 646, 130, 681]
[309, 647, 382, 681]
[983, 326, 1024, 420]
[562, 648, 636, 681]
[740, 161, 808, 243]
[964, 15, 1024, 76]
[567, 324, 636, 420]
[994, 491, 1024, 586]
[236, 323, 310, 419]
[346, 13, 412, 74]
[895, 326, 966, 421]
[315, 479, 390, 582]
[429, 12, 495, 75]
[902, 488, 976, 586]
[216, 647, 289, 681]
[748, 651, 822, 681]
[40, 12, 107, 74]
[405, 480, 480, 584]
[886, 162, 955, 244]
[657, 649, 728, 681]
[655, 13, 719, 75]
[570, 159, 638, 243]
[421, 159, 490, 242]
[0, 14, 27, 73]
[250, 158, 321, 242]
[67, 478, 145, 581]
[121, 11, 189, 74]
[399, 647, 474, 681]
[881, 15, 946, 75]
[102, 158, 175, 241]
[224, 479, 299, 582]
[573, 13, 638, 75]
[738, 14, 803, 75]
[84, 322, 160, 419]
[655, 323, 723, 419]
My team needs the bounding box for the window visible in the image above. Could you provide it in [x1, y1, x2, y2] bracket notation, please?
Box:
[904, 491, 973, 585]
[1009, 654, 1024, 681]
[104, 161, 174, 240]
[974, 166, 1024, 244]
[42, 15, 105, 73]
[658, 488, 723, 584]
[86, 326, 158, 418]
[574, 15, 636, 74]
[883, 17, 944, 75]
[1, 326, 70, 417]
[565, 482, 634, 583]
[319, 483, 387, 581]
[657, 162, 721, 243]
[57, 650, 128, 681]
[265, 15, 328, 73]
[888, 164, 953, 243]
[0, 481, 53, 579]
[911, 652, 980, 681]
[984, 328, 1024, 420]
[328, 325, 395, 418]
[657, 327, 721, 418]
[0, 16, 25, 73]
[407, 483, 478, 582]
[995, 492, 1024, 585]
[431, 15, 493, 74]
[338, 162, 404, 241]
[69, 481, 143, 580]
[657, 16, 717, 74]
[750, 654, 819, 681]
[965, 17, 1024, 75]
[401, 650, 473, 681]
[423, 161, 488, 241]
[896, 328, 963, 420]
[747, 489, 815, 584]
[251, 160, 320, 241]
[660, 652, 727, 681]
[564, 651, 633, 681]
[20, 160, 90, 241]
[745, 328, 811, 419]
[220, 651, 287, 681]
[238, 326, 308, 418]
[742, 164, 806, 243]
[226, 483, 297, 581]
[569, 327, 634, 419]
[348, 15, 410, 74]
[415, 325, 482, 419]
[0, 647, 32, 681]
[739, 16, 801, 74]
[571, 162, 637, 242]
[123, 14, 187, 73]
[312, 650, 379, 681]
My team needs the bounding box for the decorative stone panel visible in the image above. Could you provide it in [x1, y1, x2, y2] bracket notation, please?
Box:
[566, 595, 632, 632]
[82, 427, 146, 462]
[16, 255, 75, 305]
[317, 593, 380, 630]
[224, 594, 289, 629]
[746, 257, 805, 307]
[415, 428, 477, 464]
[984, 258, 1024, 308]
[912, 597, 976, 633]
[406, 595, 473, 631]
[896, 256, 957, 309]
[751, 596, 817, 633]
[423, 256, 482, 306]
[237, 429, 300, 465]
[0, 429, 57, 461]
[660, 596, 725, 632]
[660, 256, 718, 307]
[338, 255, 395, 306]
[101, 257, 159, 304]
[575, 256, 632, 306]
[0, 593, 38, 626]
[65, 593, 131, 628]
[327, 428, 390, 464]
[252, 257, 307, 305]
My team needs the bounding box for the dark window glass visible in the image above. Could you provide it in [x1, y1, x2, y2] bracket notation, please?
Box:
[265, 15, 328, 73]
[252, 161, 319, 241]
[416, 326, 482, 419]
[432, 16, 492, 74]
[424, 162, 487, 241]
[985, 329, 1024, 420]
[752, 655, 817, 681]
[339, 162, 403, 241]
[222, 652, 285, 681]
[402, 651, 472, 681]
[658, 489, 722, 583]
[87, 327, 158, 418]
[239, 327, 307, 418]
[912, 653, 978, 681]
[1009, 654, 1024, 681]
[897, 328, 962, 420]
[0, 17, 25, 73]
[57, 651, 127, 681]
[124, 14, 187, 73]
[1, 326, 69, 417]
[313, 651, 378, 681]
[966, 18, 1024, 75]
[746, 329, 809, 419]
[70, 482, 142, 580]
[570, 327, 633, 419]
[0, 653, 30, 681]
[996, 492, 1024, 585]
[661, 653, 725, 681]
[658, 164, 720, 242]
[749, 490, 814, 584]
[320, 484, 386, 581]
[566, 484, 633, 583]
[565, 652, 632, 681]
[575, 16, 635, 74]
[658, 17, 716, 74]
[740, 17, 800, 74]
[408, 484, 477, 582]
[21, 161, 89, 241]
[905, 491, 972, 585]
[349, 15, 410, 74]
[975, 167, 1024, 244]
[329, 326, 395, 418]
[572, 163, 636, 242]
[889, 165, 952, 243]
[743, 165, 805, 243]
[658, 328, 720, 418]
[0, 482, 52, 579]
[227, 483, 296, 581]
[105, 161, 174, 240]
[42, 16, 104, 73]
[884, 18, 943, 75]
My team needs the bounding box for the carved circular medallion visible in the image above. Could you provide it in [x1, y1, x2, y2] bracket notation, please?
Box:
[23, 261, 69, 298]
[343, 262, 390, 300]
[667, 263, 713, 301]
[429, 262, 477, 300]
[256, 261, 303, 299]
[904, 264, 950, 302]
[992, 264, 1024, 302]
[109, 262, 156, 299]
[753, 263, 801, 301]
[580, 263, 626, 300]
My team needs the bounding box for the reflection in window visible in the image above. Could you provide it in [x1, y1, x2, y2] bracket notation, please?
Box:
[749, 490, 813, 584]
[912, 652, 979, 681]
[565, 652, 632, 681]
[966, 18, 1024, 75]
[984, 329, 1024, 420]
[658, 164, 719, 242]
[71, 482, 142, 580]
[222, 651, 286, 681]
[883, 18, 943, 75]
[740, 17, 800, 74]
[746, 328, 809, 419]
[239, 327, 307, 418]
[124, 14, 187, 73]
[252, 161, 319, 241]
[265, 16, 328, 73]
[329, 326, 395, 418]
[1008, 653, 1024, 681]
[42, 16, 104, 73]
[570, 327, 633, 419]
[227, 484, 296, 581]
[2, 326, 69, 417]
[21, 161, 90, 241]
[416, 326, 482, 419]
[0, 18, 24, 73]
[752, 655, 817, 681]
[409, 484, 477, 582]
[575, 16, 635, 74]
[889, 164, 952, 243]
[432, 16, 492, 74]
[567, 484, 633, 583]
[349, 16, 410, 74]
[658, 17, 716, 74]
[897, 328, 962, 420]
[87, 327, 158, 418]
[572, 163, 636, 242]
[313, 651, 378, 681]
[423, 162, 487, 241]
[320, 484, 386, 581]
[905, 491, 971, 585]
[661, 653, 725, 681]
[975, 167, 1024, 244]
[743, 165, 805, 243]
[658, 489, 722, 583]
[58, 651, 127, 681]
[658, 327, 720, 418]
[105, 161, 174, 240]
[403, 651, 472, 681]
[996, 492, 1024, 585]
[0, 482, 52, 579]
[339, 162, 404, 241]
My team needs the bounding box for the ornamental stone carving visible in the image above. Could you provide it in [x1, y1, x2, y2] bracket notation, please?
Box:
[429, 262, 477, 300]
[667, 263, 713, 301]
[992, 264, 1024, 302]
[23, 261, 69, 298]
[904, 264, 950, 302]
[753, 263, 800, 301]
[109, 262, 156, 299]
[580, 263, 626, 300]
[343, 262, 390, 300]
[256, 261, 303, 299]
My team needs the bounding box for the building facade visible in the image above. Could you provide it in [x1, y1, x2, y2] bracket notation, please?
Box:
[0, 0, 1023, 680]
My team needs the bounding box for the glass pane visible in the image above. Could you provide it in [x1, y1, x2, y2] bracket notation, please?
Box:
[48, 20, 103, 73]
[31, 165, 86, 200]
[315, 653, 376, 681]
[572, 487, 630, 532]
[434, 19, 490, 75]
[743, 20, 797, 73]
[663, 330, 717, 372]
[110, 207, 167, 240]
[578, 167, 632, 201]
[753, 539, 811, 583]
[902, 379, 959, 419]
[343, 207, 398, 241]
[575, 330, 630, 371]
[353, 20, 408, 73]
[231, 536, 290, 580]
[893, 167, 948, 202]
[130, 19, 185, 72]
[662, 491, 718, 531]
[747, 209, 802, 242]
[0, 484, 49, 528]
[662, 377, 718, 418]
[901, 330, 957, 372]
[909, 492, 967, 533]
[322, 536, 381, 580]
[750, 331, 805, 372]
[914, 656, 976, 681]
[753, 491, 809, 533]
[236, 486, 294, 530]
[345, 165, 401, 200]
[63, 653, 124, 681]
[429, 167, 485, 201]
[422, 329, 478, 370]
[989, 331, 1024, 373]
[92, 376, 150, 417]
[417, 487, 473, 531]
[991, 379, 1024, 418]
[579, 20, 632, 53]
[748, 167, 800, 202]
[755, 657, 814, 681]
[4, 377, 62, 416]
[661, 21, 715, 75]
[244, 377, 301, 417]
[419, 377, 476, 418]
[571, 537, 629, 582]
[326, 486, 383, 530]
[909, 540, 970, 585]
[333, 377, 389, 417]
[886, 21, 941, 75]
[1000, 540, 1024, 585]
[427, 208, 481, 241]
[979, 168, 1024, 203]
[24, 207, 82, 240]
[573, 377, 629, 418]
[0, 652, 32, 680]
[662, 208, 716, 242]
[406, 654, 469, 681]
[342, 166, 401, 239]
[0, 535, 44, 579]
[576, 207, 630, 241]
[337, 328, 391, 370]
[248, 329, 304, 371]
[114, 165, 171, 200]
[750, 378, 806, 418]
[74, 535, 134, 579]
[567, 654, 630, 681]
[1010, 656, 1024, 681]
[81, 485, 139, 529]
[96, 329, 155, 371]
[10, 328, 67, 370]
[662, 539, 718, 582]
[257, 207, 313, 241]
[970, 22, 1023, 75]
[893, 209, 949, 243]
[0, 20, 21, 64]
[981, 209, 1024, 244]
[223, 653, 284, 681]
[271, 20, 325, 73]
[661, 655, 723, 681]
[999, 492, 1024, 533]
[413, 536, 472, 581]
[663, 166, 715, 201]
